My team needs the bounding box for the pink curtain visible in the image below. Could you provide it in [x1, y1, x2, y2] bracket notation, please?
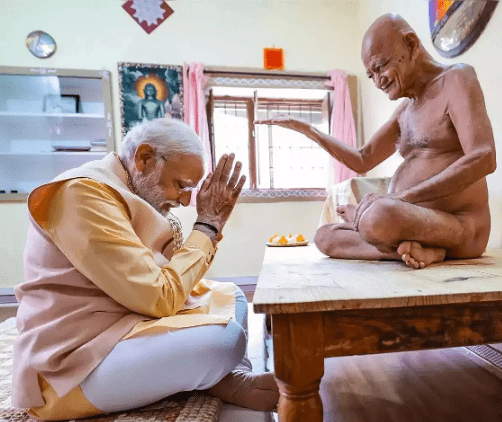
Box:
[183, 63, 212, 205]
[324, 69, 358, 184]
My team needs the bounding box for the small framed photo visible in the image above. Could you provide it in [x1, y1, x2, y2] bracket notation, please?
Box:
[118, 62, 184, 137]
[43, 94, 80, 114]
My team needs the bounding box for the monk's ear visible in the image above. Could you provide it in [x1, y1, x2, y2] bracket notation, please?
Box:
[403, 32, 420, 60]
[134, 143, 157, 173]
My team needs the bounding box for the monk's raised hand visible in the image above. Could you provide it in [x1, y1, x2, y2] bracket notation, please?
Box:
[254, 114, 312, 135]
[196, 153, 246, 234]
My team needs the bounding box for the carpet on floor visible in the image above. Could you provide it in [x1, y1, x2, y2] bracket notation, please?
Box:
[0, 317, 221, 422]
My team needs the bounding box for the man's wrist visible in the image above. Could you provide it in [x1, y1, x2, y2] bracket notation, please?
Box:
[194, 221, 219, 236]
[193, 222, 219, 245]
[195, 215, 222, 231]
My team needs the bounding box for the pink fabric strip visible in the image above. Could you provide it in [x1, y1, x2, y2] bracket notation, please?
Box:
[324, 70, 358, 184]
[183, 63, 190, 126]
[184, 63, 212, 205]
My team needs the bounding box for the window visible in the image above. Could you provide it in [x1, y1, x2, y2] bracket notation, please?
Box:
[208, 85, 332, 200]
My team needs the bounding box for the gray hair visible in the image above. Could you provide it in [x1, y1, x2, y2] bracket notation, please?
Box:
[120, 118, 206, 164]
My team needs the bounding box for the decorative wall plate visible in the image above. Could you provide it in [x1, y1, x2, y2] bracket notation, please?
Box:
[429, 0, 498, 58]
[26, 31, 57, 59]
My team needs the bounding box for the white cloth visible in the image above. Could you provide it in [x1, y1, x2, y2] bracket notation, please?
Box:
[81, 287, 249, 413]
[319, 176, 391, 226]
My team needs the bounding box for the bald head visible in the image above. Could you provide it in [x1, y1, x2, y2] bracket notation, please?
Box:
[361, 14, 430, 100]
[366, 13, 414, 36]
[362, 14, 417, 60]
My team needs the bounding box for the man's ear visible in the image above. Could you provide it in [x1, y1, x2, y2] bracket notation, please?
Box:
[403, 32, 420, 60]
[134, 143, 157, 173]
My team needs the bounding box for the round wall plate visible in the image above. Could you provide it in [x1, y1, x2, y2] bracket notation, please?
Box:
[26, 30, 57, 59]
[430, 1, 498, 58]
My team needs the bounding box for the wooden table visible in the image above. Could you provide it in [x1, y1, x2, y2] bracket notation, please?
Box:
[253, 245, 502, 422]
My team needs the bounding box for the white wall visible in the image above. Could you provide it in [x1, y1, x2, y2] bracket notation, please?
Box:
[174, 201, 324, 278]
[357, 0, 502, 249]
[8, 1, 498, 285]
[0, 0, 360, 286]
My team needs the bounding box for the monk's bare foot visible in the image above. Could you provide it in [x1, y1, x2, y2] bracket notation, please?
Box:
[397, 241, 446, 269]
[336, 204, 356, 223]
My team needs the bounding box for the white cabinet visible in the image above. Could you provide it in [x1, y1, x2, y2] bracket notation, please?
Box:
[0, 66, 114, 201]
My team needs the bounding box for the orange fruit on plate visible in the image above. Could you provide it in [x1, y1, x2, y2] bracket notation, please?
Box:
[278, 235, 288, 244]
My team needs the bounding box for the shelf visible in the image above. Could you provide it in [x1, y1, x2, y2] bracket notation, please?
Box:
[0, 193, 28, 202]
[0, 66, 114, 202]
[0, 112, 104, 119]
[0, 151, 106, 156]
[0, 113, 108, 141]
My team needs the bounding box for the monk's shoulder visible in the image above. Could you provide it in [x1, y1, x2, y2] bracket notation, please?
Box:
[442, 63, 479, 88]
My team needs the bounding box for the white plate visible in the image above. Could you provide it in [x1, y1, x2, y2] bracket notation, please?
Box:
[266, 240, 309, 247]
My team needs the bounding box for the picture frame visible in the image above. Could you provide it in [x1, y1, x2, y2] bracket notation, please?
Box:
[43, 94, 80, 114]
[118, 62, 184, 137]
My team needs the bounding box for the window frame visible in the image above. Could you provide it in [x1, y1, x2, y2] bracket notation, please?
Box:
[207, 86, 332, 203]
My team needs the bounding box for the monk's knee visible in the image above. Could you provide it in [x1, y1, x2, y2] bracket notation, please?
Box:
[314, 225, 332, 255]
[449, 238, 487, 259]
[358, 198, 401, 245]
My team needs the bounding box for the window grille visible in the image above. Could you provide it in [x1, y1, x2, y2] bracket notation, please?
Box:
[206, 72, 334, 200]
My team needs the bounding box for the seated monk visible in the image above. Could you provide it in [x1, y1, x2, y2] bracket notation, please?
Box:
[12, 118, 278, 420]
[256, 13, 496, 269]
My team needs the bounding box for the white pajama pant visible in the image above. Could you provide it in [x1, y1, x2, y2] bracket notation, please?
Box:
[80, 286, 249, 413]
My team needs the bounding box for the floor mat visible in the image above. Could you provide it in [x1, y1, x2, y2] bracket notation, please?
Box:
[0, 318, 221, 422]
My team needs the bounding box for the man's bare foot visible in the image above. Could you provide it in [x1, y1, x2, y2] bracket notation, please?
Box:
[397, 241, 446, 269]
[207, 370, 279, 411]
[336, 204, 356, 223]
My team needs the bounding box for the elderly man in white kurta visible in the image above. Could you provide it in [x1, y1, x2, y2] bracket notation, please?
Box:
[12, 118, 278, 420]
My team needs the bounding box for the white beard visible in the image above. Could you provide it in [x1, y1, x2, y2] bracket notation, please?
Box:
[132, 162, 177, 216]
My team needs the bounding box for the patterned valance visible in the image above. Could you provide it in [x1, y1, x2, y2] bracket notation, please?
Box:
[239, 189, 327, 202]
[205, 76, 329, 90]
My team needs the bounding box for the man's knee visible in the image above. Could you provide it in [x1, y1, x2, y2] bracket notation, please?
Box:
[217, 319, 247, 369]
[187, 319, 247, 380]
[196, 320, 247, 389]
[234, 285, 245, 300]
[230, 285, 248, 332]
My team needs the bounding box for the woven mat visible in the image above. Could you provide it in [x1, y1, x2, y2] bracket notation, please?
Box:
[0, 318, 221, 422]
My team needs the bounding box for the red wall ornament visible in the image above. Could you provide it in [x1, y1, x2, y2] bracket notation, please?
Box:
[263, 48, 284, 71]
[122, 0, 174, 34]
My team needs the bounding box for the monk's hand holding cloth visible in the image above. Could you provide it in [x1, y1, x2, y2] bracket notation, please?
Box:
[195, 153, 246, 239]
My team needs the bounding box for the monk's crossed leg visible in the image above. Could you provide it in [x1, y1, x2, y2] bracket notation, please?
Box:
[316, 196, 479, 268]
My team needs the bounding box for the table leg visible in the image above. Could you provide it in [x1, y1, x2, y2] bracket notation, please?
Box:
[272, 312, 324, 422]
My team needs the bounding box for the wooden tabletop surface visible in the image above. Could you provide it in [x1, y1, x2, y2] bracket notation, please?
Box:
[253, 245, 502, 314]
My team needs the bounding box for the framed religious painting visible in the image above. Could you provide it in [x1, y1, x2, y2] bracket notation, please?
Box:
[118, 62, 184, 137]
[429, 0, 498, 58]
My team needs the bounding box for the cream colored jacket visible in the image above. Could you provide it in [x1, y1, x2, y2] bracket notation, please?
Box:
[13, 153, 235, 408]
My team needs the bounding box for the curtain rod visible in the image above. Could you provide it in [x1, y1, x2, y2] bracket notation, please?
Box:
[203, 69, 329, 80]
